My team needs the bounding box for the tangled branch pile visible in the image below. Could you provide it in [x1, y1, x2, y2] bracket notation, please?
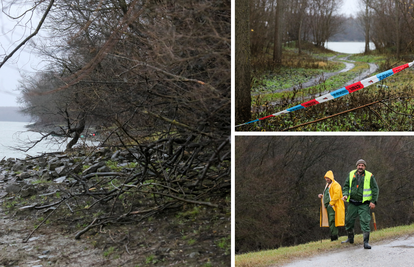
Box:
[0, 133, 229, 241]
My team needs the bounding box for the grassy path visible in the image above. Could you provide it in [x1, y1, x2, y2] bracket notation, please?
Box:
[254, 53, 375, 104]
[235, 224, 414, 267]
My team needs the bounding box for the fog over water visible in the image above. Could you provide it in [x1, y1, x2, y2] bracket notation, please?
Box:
[325, 42, 376, 54]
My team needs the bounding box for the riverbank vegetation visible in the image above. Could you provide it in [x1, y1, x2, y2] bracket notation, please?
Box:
[0, 1, 230, 265]
[1, 147, 230, 265]
[239, 43, 414, 131]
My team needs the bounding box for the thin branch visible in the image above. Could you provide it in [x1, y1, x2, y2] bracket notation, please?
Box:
[282, 100, 382, 131]
[0, 0, 55, 69]
[141, 110, 217, 138]
[22, 199, 63, 243]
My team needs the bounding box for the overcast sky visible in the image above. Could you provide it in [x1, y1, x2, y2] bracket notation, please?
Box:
[0, 3, 44, 108]
[0, 0, 362, 108]
[340, 0, 360, 16]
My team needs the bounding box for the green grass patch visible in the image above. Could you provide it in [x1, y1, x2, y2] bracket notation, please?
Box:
[246, 57, 414, 131]
[235, 223, 414, 267]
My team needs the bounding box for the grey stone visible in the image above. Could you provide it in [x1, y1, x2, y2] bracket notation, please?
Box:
[111, 150, 121, 160]
[189, 252, 200, 258]
[11, 161, 26, 172]
[20, 186, 37, 198]
[47, 161, 61, 171]
[17, 172, 31, 180]
[5, 184, 21, 193]
[55, 166, 66, 175]
[54, 176, 66, 183]
[42, 171, 52, 180]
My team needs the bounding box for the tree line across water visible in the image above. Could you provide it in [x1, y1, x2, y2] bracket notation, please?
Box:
[235, 136, 414, 253]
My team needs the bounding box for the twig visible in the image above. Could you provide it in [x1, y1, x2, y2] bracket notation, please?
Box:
[368, 106, 391, 130]
[65, 201, 74, 213]
[22, 201, 63, 243]
[125, 243, 131, 255]
[137, 190, 218, 208]
[75, 218, 98, 239]
[141, 110, 216, 138]
[282, 100, 382, 131]
[0, 0, 55, 69]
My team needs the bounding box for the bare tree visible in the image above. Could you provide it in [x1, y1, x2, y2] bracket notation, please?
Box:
[273, 0, 285, 64]
[358, 0, 373, 54]
[309, 0, 344, 47]
[18, 0, 230, 148]
[236, 0, 252, 124]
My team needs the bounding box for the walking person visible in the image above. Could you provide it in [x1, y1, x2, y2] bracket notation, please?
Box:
[341, 159, 379, 249]
[319, 170, 345, 241]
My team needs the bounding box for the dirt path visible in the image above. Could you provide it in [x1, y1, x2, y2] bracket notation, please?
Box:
[0, 181, 230, 267]
[270, 54, 378, 94]
[0, 206, 109, 266]
[266, 55, 378, 107]
[280, 235, 414, 267]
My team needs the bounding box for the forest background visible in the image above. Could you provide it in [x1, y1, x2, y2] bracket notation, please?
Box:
[235, 136, 414, 254]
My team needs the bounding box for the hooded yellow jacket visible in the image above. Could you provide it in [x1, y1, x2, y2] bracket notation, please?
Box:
[320, 170, 345, 227]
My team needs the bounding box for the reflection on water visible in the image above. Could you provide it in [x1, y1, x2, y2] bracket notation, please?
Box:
[325, 42, 376, 54]
[0, 121, 99, 159]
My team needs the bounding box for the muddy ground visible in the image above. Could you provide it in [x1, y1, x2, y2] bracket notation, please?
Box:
[0, 191, 230, 267]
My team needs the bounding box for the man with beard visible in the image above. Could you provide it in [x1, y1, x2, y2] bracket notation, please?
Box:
[341, 159, 379, 249]
[318, 170, 345, 241]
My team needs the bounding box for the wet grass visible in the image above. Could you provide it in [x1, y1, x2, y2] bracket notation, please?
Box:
[235, 223, 414, 267]
[254, 61, 369, 105]
[244, 47, 414, 131]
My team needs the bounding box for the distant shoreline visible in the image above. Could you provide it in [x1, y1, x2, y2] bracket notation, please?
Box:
[0, 107, 31, 122]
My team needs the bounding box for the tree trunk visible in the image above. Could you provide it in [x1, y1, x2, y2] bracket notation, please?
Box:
[273, 0, 284, 64]
[235, 0, 251, 125]
[364, 1, 370, 54]
[298, 18, 303, 54]
[395, 0, 400, 58]
[66, 116, 85, 150]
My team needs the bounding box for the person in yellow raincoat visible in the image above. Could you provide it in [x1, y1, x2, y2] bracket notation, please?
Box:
[318, 170, 345, 241]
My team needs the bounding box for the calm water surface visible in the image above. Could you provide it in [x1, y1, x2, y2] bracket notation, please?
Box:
[325, 42, 376, 54]
[0, 121, 96, 159]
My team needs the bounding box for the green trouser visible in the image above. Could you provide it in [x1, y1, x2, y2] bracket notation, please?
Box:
[345, 202, 371, 233]
[327, 206, 338, 237]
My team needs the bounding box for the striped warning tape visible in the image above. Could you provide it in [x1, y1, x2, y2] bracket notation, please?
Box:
[235, 61, 414, 128]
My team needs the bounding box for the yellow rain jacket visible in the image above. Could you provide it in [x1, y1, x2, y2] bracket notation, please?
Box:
[320, 170, 345, 227]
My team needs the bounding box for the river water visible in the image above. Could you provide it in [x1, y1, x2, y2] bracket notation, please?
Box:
[0, 121, 97, 159]
[325, 41, 376, 54]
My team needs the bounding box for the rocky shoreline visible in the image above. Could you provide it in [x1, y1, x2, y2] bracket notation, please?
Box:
[0, 146, 231, 266]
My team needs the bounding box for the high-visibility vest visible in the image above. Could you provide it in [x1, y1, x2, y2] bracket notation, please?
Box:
[348, 170, 373, 202]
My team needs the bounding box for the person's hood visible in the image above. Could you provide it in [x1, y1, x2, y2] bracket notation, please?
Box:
[324, 170, 335, 182]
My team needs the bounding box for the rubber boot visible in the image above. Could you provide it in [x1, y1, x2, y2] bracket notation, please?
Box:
[331, 235, 338, 241]
[363, 232, 371, 249]
[341, 231, 354, 244]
